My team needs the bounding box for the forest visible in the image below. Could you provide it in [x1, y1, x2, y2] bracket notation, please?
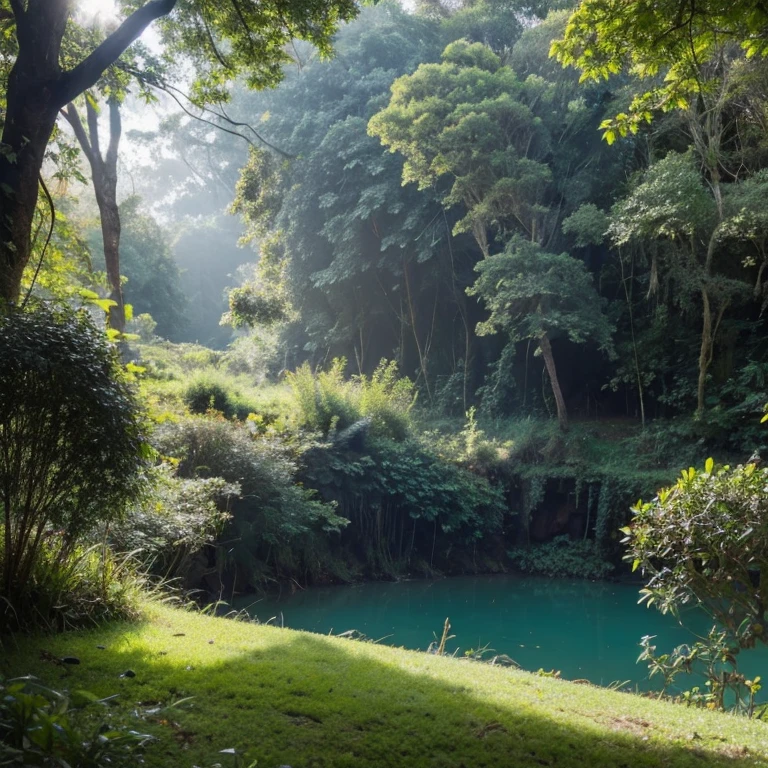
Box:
[4, 0, 768, 765]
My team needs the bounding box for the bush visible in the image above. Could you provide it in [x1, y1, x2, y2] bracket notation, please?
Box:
[507, 537, 614, 580]
[109, 464, 237, 586]
[0, 304, 148, 630]
[155, 416, 347, 588]
[0, 675, 150, 767]
[301, 435, 506, 577]
[182, 376, 257, 420]
[625, 459, 768, 713]
[287, 358, 416, 440]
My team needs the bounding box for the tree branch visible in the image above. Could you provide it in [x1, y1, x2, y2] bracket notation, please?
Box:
[106, 98, 122, 170]
[56, 0, 178, 107]
[85, 97, 102, 162]
[61, 103, 96, 167]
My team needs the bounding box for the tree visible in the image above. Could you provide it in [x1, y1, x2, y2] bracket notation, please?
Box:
[62, 96, 126, 330]
[609, 152, 750, 416]
[550, 0, 768, 141]
[468, 237, 613, 430]
[0, 0, 358, 307]
[369, 39, 552, 257]
[115, 197, 187, 339]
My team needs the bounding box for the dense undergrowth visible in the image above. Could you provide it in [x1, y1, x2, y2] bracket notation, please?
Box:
[119, 339, 695, 598]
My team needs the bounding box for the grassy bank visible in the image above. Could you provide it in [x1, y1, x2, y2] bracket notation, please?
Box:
[3, 604, 768, 768]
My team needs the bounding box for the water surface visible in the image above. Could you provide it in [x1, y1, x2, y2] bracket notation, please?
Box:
[235, 574, 767, 692]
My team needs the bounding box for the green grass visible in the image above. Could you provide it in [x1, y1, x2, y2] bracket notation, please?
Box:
[3, 604, 768, 768]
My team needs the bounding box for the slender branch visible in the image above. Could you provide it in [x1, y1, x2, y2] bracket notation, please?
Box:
[20, 176, 55, 310]
[85, 97, 102, 162]
[201, 7, 233, 71]
[156, 79, 295, 159]
[106, 98, 122, 169]
[61, 103, 96, 166]
[56, 0, 178, 107]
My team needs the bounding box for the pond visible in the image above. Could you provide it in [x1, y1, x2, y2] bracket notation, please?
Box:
[234, 574, 768, 694]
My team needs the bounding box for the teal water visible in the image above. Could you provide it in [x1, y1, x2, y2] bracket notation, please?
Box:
[234, 574, 768, 693]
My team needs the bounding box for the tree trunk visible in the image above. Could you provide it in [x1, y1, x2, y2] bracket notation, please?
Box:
[696, 288, 712, 417]
[0, 2, 69, 305]
[0, 0, 177, 306]
[63, 98, 125, 330]
[538, 332, 568, 431]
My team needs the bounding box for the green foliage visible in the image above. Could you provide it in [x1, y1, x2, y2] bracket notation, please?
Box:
[109, 464, 237, 586]
[301, 434, 506, 576]
[287, 359, 416, 441]
[470, 236, 614, 351]
[369, 39, 551, 253]
[154, 416, 347, 588]
[127, 312, 158, 343]
[182, 375, 258, 420]
[0, 676, 151, 767]
[626, 460, 768, 644]
[625, 459, 768, 711]
[551, 0, 768, 137]
[508, 536, 614, 580]
[638, 630, 765, 715]
[111, 197, 188, 340]
[0, 304, 148, 628]
[2, 539, 147, 633]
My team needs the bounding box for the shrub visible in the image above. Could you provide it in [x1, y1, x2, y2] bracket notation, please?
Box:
[0, 304, 147, 629]
[287, 358, 416, 440]
[0, 675, 150, 767]
[301, 435, 506, 576]
[182, 376, 257, 420]
[155, 416, 347, 588]
[625, 459, 768, 712]
[109, 464, 237, 586]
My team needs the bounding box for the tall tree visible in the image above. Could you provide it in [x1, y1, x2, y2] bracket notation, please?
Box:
[369, 40, 552, 257]
[0, 0, 357, 307]
[469, 237, 614, 430]
[62, 96, 125, 330]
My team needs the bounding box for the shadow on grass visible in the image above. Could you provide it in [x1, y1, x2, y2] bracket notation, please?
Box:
[3, 620, 763, 768]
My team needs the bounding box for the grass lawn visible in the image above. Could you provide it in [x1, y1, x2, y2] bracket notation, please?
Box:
[3, 603, 768, 768]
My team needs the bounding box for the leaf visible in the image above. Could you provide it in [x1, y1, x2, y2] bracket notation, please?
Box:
[705, 457, 714, 474]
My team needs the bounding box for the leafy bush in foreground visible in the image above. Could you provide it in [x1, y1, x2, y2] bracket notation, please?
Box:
[0, 304, 148, 630]
[626, 459, 768, 712]
[0, 675, 150, 767]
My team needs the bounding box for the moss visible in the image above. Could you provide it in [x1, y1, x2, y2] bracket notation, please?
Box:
[3, 604, 768, 768]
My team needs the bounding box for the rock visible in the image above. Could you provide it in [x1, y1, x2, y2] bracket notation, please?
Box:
[61, 657, 80, 665]
[120, 670, 136, 678]
[96, 645, 106, 650]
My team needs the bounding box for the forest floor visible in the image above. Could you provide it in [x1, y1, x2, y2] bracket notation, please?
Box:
[4, 603, 768, 768]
